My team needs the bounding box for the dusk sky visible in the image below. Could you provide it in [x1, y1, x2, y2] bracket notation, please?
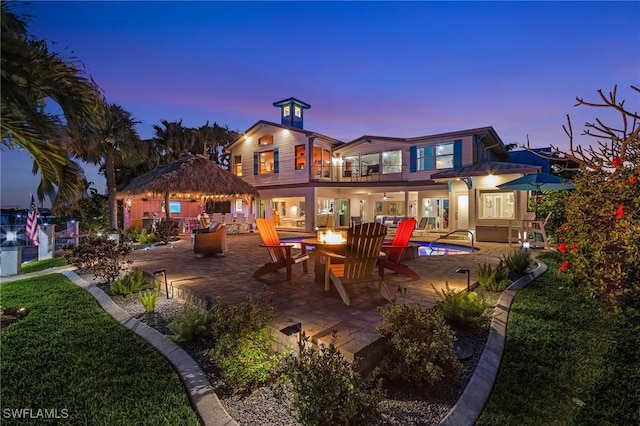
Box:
[2, 1, 638, 208]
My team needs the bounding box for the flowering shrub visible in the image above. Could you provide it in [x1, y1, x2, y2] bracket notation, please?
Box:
[64, 238, 132, 283]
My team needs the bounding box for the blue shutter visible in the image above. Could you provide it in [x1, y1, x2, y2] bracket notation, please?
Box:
[453, 140, 462, 168]
[274, 148, 279, 173]
[253, 152, 258, 175]
[409, 146, 417, 173]
[424, 146, 434, 170]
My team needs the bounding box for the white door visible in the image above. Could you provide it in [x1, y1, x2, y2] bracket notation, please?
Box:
[456, 194, 469, 230]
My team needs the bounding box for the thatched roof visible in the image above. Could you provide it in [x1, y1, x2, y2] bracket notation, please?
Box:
[119, 155, 259, 199]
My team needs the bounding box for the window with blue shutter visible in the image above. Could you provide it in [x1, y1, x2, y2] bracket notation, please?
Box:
[253, 152, 258, 175]
[274, 148, 279, 173]
[409, 146, 417, 173]
[453, 139, 462, 168]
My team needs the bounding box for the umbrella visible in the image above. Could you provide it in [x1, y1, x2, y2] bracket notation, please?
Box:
[120, 155, 259, 219]
[497, 172, 575, 219]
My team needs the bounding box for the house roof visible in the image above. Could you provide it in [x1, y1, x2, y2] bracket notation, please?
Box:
[272, 97, 311, 109]
[430, 161, 541, 180]
[226, 120, 342, 150]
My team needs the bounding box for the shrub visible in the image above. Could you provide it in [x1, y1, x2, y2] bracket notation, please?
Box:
[154, 218, 179, 243]
[167, 307, 215, 342]
[502, 249, 532, 275]
[275, 332, 384, 426]
[433, 283, 493, 326]
[207, 296, 280, 389]
[139, 290, 160, 313]
[477, 261, 509, 292]
[376, 302, 461, 386]
[64, 238, 132, 284]
[110, 269, 147, 296]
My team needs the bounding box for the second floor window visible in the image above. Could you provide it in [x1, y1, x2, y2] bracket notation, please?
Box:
[382, 150, 402, 174]
[417, 146, 434, 171]
[254, 148, 279, 175]
[234, 155, 242, 176]
[436, 143, 454, 169]
[259, 135, 274, 146]
[295, 145, 306, 170]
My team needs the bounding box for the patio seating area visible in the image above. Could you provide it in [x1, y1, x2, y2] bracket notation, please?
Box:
[129, 231, 516, 371]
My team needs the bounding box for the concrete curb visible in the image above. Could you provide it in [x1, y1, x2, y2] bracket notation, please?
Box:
[439, 259, 548, 426]
[59, 270, 238, 426]
[0, 265, 76, 283]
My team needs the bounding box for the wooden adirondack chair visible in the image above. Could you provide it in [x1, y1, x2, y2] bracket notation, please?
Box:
[254, 218, 309, 281]
[323, 222, 391, 306]
[378, 218, 420, 280]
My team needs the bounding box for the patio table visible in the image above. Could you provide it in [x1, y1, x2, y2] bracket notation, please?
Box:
[300, 238, 346, 283]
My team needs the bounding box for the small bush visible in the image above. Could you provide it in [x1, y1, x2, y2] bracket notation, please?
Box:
[139, 290, 160, 313]
[477, 261, 510, 292]
[207, 296, 280, 389]
[502, 249, 532, 275]
[167, 307, 214, 342]
[434, 283, 493, 326]
[110, 269, 147, 296]
[275, 332, 384, 426]
[64, 238, 132, 284]
[377, 303, 461, 386]
[155, 218, 179, 243]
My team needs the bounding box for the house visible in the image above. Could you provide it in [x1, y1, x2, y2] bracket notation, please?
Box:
[226, 97, 545, 242]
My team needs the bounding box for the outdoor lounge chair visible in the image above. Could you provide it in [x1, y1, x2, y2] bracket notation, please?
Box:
[322, 222, 391, 306]
[193, 224, 228, 257]
[254, 218, 309, 281]
[378, 217, 420, 280]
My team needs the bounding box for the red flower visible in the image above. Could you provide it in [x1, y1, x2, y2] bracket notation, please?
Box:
[571, 243, 579, 252]
[558, 224, 566, 233]
[558, 243, 568, 253]
[630, 175, 637, 185]
[557, 260, 570, 275]
[613, 156, 622, 168]
[615, 204, 624, 220]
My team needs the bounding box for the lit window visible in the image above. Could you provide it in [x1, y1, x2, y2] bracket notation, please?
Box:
[294, 106, 301, 118]
[382, 150, 402, 174]
[234, 155, 242, 176]
[259, 151, 275, 174]
[283, 105, 291, 117]
[295, 145, 306, 170]
[479, 191, 515, 219]
[259, 135, 274, 146]
[417, 146, 434, 171]
[436, 143, 454, 169]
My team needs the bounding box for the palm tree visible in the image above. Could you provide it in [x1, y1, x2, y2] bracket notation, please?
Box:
[72, 102, 142, 229]
[1, 1, 102, 205]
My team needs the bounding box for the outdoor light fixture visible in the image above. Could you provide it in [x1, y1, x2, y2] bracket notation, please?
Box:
[126, 197, 133, 212]
[456, 268, 471, 292]
[383, 193, 387, 200]
[153, 269, 170, 299]
[280, 322, 303, 351]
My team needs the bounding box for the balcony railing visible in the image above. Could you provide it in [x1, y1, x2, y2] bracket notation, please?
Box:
[310, 165, 405, 183]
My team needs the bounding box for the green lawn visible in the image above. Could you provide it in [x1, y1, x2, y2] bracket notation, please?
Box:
[20, 257, 67, 274]
[477, 252, 640, 426]
[0, 274, 200, 425]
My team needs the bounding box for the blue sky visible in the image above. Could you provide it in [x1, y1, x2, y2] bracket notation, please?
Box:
[2, 1, 638, 208]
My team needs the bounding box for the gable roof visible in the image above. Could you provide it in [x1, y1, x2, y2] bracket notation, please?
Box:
[430, 161, 540, 180]
[226, 120, 342, 150]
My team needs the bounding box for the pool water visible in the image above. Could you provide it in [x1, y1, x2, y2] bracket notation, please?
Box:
[280, 238, 475, 256]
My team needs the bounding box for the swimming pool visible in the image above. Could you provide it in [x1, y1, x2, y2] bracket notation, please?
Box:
[280, 237, 476, 256]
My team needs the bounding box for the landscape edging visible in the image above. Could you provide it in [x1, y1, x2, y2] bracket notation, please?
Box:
[439, 259, 548, 426]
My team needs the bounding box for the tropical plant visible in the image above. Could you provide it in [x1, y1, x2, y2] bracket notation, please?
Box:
[139, 289, 161, 313]
[554, 85, 640, 308]
[275, 332, 384, 426]
[502, 249, 532, 275]
[70, 102, 143, 229]
[477, 261, 510, 292]
[433, 283, 493, 326]
[376, 302, 461, 386]
[154, 218, 179, 243]
[166, 307, 215, 342]
[110, 269, 148, 296]
[52, 190, 109, 235]
[1, 1, 102, 205]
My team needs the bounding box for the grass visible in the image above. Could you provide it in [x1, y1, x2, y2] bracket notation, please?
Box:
[20, 257, 67, 274]
[477, 252, 640, 426]
[0, 274, 200, 425]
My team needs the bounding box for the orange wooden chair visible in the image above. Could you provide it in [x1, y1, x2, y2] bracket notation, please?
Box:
[323, 222, 391, 305]
[254, 218, 309, 281]
[378, 217, 420, 280]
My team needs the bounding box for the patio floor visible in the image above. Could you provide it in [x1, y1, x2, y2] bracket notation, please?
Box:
[129, 231, 516, 370]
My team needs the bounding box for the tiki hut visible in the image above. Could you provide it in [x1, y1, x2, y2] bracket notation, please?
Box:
[119, 155, 259, 222]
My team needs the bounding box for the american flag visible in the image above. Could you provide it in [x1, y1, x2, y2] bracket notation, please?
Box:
[26, 194, 40, 247]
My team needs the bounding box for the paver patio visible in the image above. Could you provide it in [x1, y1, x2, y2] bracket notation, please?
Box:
[129, 231, 516, 370]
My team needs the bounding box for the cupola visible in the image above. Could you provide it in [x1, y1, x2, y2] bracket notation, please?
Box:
[272, 97, 310, 129]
